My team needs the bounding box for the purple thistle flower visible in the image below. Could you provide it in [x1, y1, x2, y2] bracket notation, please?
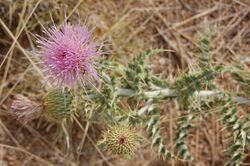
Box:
[11, 95, 42, 123]
[37, 23, 99, 88]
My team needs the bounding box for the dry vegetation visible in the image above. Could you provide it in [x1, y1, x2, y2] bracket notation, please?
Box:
[0, 0, 250, 165]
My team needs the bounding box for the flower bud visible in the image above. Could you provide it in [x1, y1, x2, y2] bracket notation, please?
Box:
[103, 125, 139, 157]
[43, 89, 75, 122]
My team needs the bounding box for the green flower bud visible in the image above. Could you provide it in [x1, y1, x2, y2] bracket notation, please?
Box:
[43, 89, 75, 122]
[103, 125, 139, 157]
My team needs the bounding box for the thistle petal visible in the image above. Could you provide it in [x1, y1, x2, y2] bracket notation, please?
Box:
[36, 23, 99, 88]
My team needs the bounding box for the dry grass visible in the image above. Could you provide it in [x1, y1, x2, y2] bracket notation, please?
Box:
[0, 0, 250, 165]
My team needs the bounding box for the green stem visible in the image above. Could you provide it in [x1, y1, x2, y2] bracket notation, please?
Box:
[84, 88, 249, 104]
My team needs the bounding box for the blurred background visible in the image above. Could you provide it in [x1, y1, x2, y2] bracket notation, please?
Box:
[0, 0, 250, 165]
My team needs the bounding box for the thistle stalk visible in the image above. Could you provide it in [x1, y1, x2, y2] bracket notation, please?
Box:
[115, 88, 248, 104]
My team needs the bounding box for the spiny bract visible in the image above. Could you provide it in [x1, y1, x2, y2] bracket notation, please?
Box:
[43, 89, 75, 121]
[103, 125, 139, 157]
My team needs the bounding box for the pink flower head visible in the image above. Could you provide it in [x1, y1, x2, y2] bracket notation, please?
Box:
[37, 23, 99, 88]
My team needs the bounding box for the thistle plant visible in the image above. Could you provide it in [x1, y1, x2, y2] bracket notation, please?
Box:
[10, 23, 250, 165]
